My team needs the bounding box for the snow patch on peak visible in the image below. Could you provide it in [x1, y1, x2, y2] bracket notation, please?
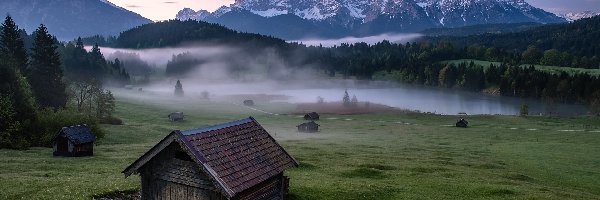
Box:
[559, 11, 600, 22]
[295, 6, 337, 20]
[250, 8, 289, 17]
[417, 3, 429, 8]
[345, 3, 366, 18]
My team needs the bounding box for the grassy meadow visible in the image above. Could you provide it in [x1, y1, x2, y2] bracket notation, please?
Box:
[1, 93, 600, 199]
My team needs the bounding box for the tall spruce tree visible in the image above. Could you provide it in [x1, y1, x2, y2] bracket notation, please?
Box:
[0, 15, 28, 73]
[174, 80, 184, 97]
[0, 53, 37, 149]
[29, 24, 67, 109]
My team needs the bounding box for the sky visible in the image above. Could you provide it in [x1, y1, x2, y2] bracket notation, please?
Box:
[107, 0, 600, 21]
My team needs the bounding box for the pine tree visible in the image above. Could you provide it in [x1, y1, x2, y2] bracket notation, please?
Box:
[175, 80, 184, 97]
[29, 24, 67, 109]
[0, 53, 37, 149]
[342, 89, 350, 107]
[351, 95, 358, 107]
[0, 15, 29, 73]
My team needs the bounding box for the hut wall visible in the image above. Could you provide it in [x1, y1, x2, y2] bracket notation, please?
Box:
[73, 143, 94, 156]
[236, 174, 285, 200]
[298, 125, 318, 133]
[68, 141, 74, 152]
[140, 143, 225, 200]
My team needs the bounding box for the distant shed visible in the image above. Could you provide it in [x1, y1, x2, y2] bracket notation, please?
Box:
[297, 121, 320, 133]
[168, 112, 184, 122]
[303, 112, 320, 120]
[243, 100, 254, 106]
[123, 117, 299, 200]
[456, 118, 469, 128]
[52, 124, 96, 157]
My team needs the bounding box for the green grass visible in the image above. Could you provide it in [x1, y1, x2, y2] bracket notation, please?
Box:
[1, 94, 600, 199]
[444, 59, 600, 76]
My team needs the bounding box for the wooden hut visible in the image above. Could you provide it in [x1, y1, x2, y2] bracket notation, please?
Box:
[243, 100, 254, 106]
[456, 118, 469, 128]
[303, 112, 320, 120]
[297, 121, 320, 133]
[52, 124, 96, 157]
[123, 117, 299, 200]
[168, 112, 184, 122]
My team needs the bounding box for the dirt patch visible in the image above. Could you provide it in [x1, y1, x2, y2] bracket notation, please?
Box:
[295, 102, 409, 115]
[222, 94, 290, 103]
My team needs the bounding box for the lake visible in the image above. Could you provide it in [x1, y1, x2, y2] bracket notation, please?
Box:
[150, 79, 589, 116]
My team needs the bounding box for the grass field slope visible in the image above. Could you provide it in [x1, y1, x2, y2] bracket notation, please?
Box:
[1, 93, 599, 199]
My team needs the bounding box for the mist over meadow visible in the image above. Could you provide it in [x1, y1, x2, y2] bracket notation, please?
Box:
[93, 42, 588, 116]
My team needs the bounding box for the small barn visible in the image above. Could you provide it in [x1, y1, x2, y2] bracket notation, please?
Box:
[243, 100, 254, 106]
[456, 118, 469, 128]
[52, 124, 96, 157]
[297, 121, 319, 133]
[123, 117, 299, 200]
[303, 112, 320, 120]
[168, 112, 184, 122]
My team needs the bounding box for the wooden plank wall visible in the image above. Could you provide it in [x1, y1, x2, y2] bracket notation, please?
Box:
[140, 143, 227, 200]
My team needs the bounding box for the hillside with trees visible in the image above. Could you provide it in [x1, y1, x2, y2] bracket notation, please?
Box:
[83, 20, 288, 49]
[0, 16, 127, 149]
[427, 16, 600, 68]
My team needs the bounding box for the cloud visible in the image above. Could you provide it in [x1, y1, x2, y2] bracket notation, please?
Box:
[163, 1, 177, 4]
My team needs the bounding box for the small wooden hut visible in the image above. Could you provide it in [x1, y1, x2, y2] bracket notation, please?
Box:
[456, 118, 469, 128]
[243, 100, 254, 106]
[297, 121, 320, 133]
[168, 112, 184, 122]
[52, 124, 96, 157]
[303, 112, 320, 120]
[123, 117, 298, 200]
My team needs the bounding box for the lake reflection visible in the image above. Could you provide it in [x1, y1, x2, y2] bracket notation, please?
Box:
[277, 84, 589, 116]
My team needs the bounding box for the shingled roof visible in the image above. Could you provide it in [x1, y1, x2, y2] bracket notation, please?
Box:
[54, 124, 96, 144]
[122, 117, 298, 198]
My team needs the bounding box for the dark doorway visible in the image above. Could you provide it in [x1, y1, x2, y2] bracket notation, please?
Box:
[57, 136, 68, 153]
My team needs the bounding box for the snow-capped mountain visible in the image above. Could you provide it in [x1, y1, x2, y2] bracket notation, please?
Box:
[559, 11, 600, 22]
[177, 0, 565, 39]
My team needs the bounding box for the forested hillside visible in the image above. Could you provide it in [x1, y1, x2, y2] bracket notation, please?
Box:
[83, 20, 288, 49]
[428, 16, 600, 68]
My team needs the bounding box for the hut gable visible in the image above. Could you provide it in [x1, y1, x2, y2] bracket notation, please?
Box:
[168, 112, 184, 122]
[303, 112, 320, 120]
[53, 124, 96, 157]
[123, 117, 299, 200]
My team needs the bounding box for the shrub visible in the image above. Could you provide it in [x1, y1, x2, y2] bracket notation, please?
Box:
[520, 104, 529, 116]
[34, 108, 104, 147]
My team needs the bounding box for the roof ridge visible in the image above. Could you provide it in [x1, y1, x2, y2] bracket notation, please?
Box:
[180, 117, 255, 136]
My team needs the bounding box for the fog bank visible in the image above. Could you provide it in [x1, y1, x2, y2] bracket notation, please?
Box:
[291, 33, 423, 47]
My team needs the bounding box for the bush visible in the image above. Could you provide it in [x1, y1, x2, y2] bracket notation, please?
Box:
[34, 109, 104, 147]
[520, 104, 529, 116]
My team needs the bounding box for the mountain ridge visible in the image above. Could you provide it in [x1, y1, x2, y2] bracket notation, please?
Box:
[177, 0, 565, 39]
[0, 0, 152, 41]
